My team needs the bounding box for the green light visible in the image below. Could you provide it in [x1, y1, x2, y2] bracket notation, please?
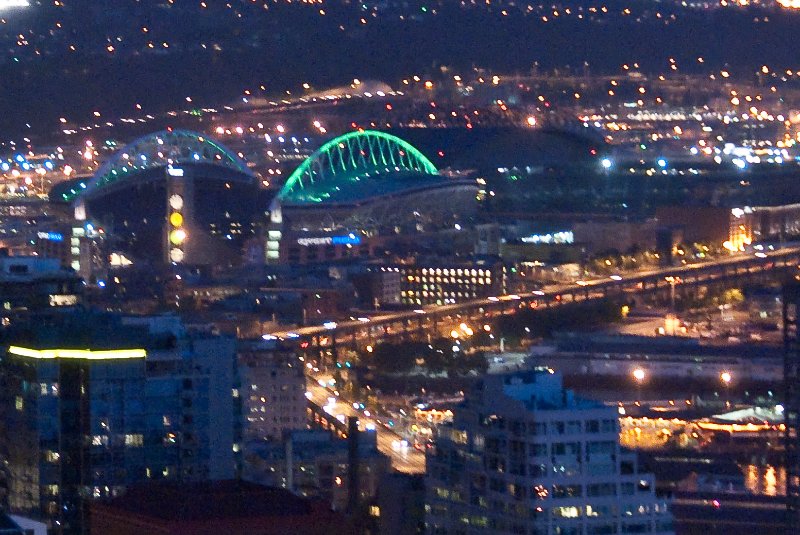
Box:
[62, 130, 250, 202]
[278, 130, 439, 204]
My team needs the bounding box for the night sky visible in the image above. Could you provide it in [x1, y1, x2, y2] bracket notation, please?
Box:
[1, 0, 799, 138]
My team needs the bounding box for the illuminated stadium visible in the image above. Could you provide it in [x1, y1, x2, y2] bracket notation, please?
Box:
[266, 130, 478, 264]
[52, 130, 267, 266]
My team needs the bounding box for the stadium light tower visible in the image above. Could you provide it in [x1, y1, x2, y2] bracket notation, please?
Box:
[165, 166, 192, 264]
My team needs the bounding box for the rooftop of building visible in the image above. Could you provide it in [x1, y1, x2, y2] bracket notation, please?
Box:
[1, 310, 178, 352]
[475, 368, 603, 412]
[367, 254, 503, 269]
[0, 255, 78, 282]
[0, 514, 22, 534]
[247, 429, 386, 461]
[94, 480, 316, 522]
[394, 127, 601, 171]
[280, 170, 469, 206]
[552, 332, 782, 360]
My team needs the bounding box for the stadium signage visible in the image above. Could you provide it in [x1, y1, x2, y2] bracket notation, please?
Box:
[297, 234, 361, 247]
[37, 232, 63, 242]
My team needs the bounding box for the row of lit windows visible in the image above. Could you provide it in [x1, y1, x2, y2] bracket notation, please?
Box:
[416, 282, 489, 291]
[482, 418, 617, 435]
[403, 291, 477, 298]
[89, 434, 143, 447]
[402, 298, 457, 305]
[415, 268, 491, 277]
[246, 416, 302, 423]
[549, 502, 666, 518]
[39, 382, 59, 396]
[406, 276, 491, 285]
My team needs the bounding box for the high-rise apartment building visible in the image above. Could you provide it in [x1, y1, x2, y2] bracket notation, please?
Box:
[239, 342, 308, 441]
[0, 312, 239, 534]
[425, 369, 673, 535]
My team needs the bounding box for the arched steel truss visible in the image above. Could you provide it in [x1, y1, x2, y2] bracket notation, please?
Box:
[67, 129, 253, 202]
[278, 130, 438, 204]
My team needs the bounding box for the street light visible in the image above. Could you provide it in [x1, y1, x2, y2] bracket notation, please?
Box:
[632, 368, 646, 404]
[664, 276, 676, 310]
[721, 371, 732, 408]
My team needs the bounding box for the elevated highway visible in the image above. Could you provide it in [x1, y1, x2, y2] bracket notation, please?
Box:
[266, 246, 800, 356]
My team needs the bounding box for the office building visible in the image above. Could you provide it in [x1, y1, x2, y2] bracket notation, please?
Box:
[425, 369, 673, 534]
[370, 258, 503, 307]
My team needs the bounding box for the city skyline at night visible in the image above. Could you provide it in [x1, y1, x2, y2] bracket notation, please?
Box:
[0, 1, 798, 534]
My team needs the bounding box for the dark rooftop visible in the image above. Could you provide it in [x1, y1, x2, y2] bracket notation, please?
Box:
[98, 480, 313, 522]
[554, 332, 782, 360]
[0, 514, 23, 534]
[1, 310, 175, 351]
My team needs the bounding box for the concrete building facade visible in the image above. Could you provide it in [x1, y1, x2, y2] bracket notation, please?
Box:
[425, 370, 673, 534]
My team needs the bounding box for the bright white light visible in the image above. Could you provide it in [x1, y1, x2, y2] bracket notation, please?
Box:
[600, 157, 613, 169]
[657, 158, 667, 168]
[0, 0, 29, 9]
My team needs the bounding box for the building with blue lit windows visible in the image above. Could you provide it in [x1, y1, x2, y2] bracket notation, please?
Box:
[0, 312, 238, 534]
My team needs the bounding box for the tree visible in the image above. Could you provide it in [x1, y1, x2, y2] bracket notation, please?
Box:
[371, 342, 416, 373]
[370, 341, 428, 374]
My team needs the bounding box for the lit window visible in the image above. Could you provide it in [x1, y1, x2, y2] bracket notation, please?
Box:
[124, 434, 143, 447]
[552, 506, 582, 518]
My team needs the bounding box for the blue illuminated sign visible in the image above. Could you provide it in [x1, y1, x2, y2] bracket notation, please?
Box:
[331, 234, 361, 245]
[37, 232, 63, 242]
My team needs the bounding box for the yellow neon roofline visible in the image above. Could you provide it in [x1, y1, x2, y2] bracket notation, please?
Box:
[8, 346, 146, 360]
